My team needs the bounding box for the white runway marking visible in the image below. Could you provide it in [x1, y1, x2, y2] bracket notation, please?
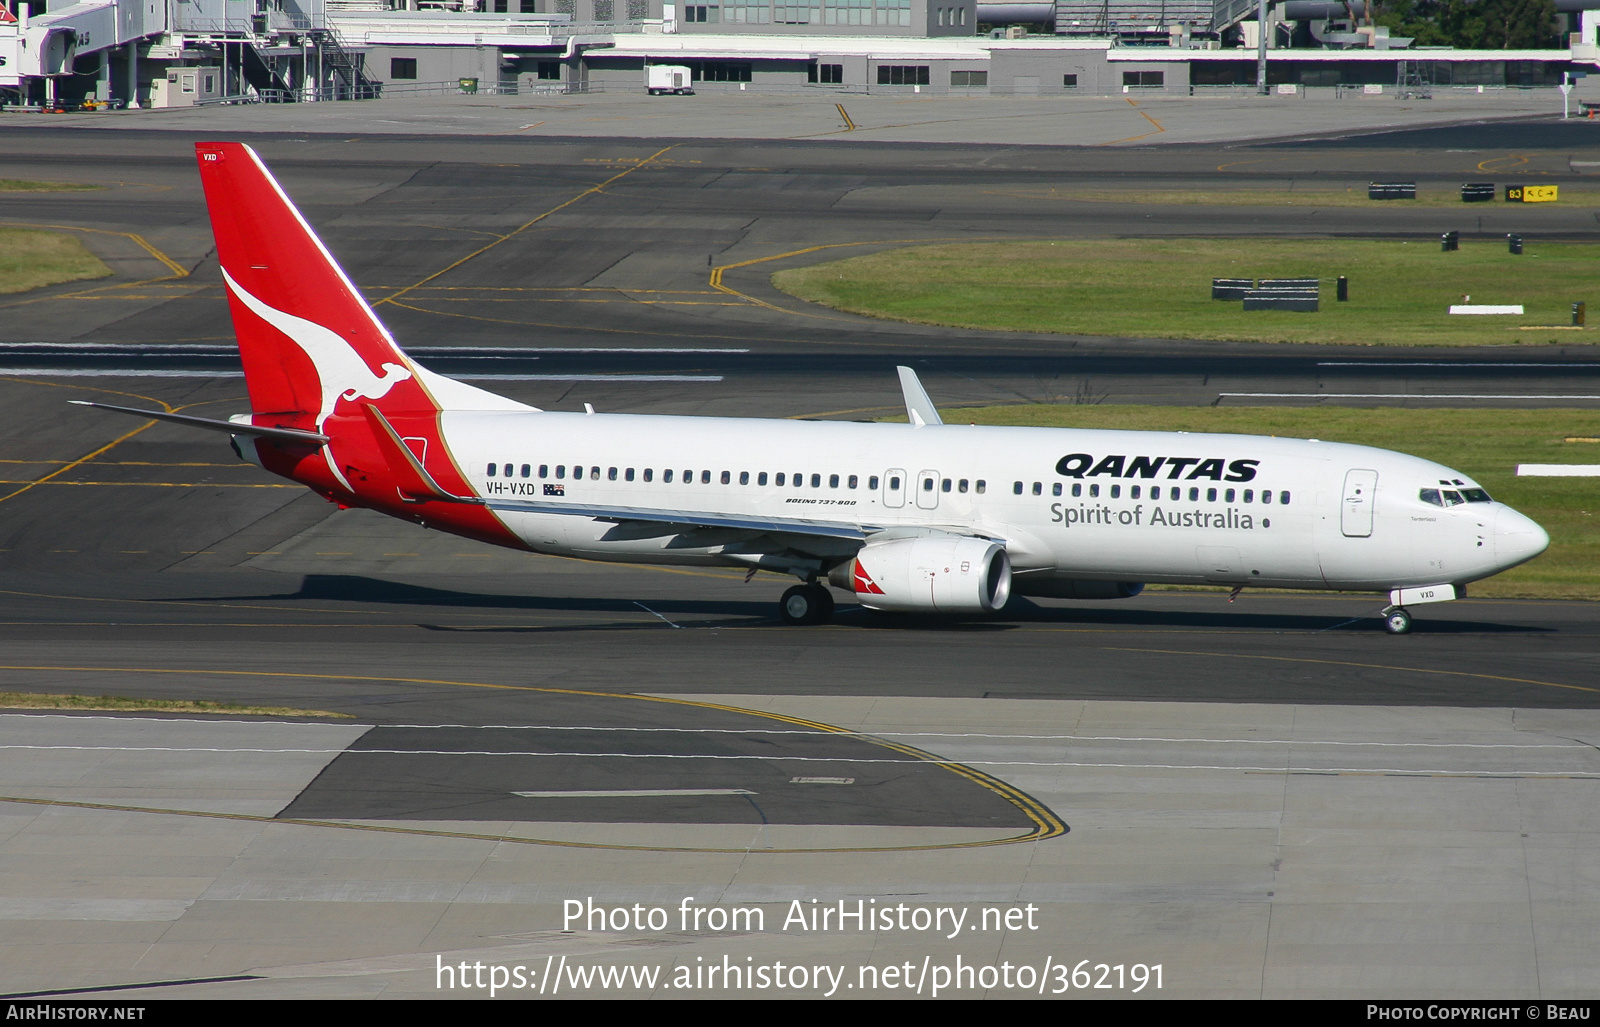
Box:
[2, 745, 1593, 777]
[455, 374, 722, 382]
[4, 715, 1587, 751]
[0, 369, 246, 378]
[1317, 362, 1590, 368]
[511, 788, 756, 797]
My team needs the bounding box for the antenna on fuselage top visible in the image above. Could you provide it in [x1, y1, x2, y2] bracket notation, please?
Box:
[896, 366, 943, 428]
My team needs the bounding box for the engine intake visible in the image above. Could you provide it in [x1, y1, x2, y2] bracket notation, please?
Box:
[832, 535, 1012, 614]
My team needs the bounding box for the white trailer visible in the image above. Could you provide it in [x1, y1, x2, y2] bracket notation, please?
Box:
[646, 65, 693, 95]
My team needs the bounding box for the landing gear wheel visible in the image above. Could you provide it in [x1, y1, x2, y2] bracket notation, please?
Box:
[1383, 607, 1413, 635]
[779, 583, 834, 625]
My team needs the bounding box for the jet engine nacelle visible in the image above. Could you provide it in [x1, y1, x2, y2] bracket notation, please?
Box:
[832, 535, 1012, 613]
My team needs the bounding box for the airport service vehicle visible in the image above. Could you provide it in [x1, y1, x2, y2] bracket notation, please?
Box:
[646, 65, 693, 95]
[76, 143, 1549, 634]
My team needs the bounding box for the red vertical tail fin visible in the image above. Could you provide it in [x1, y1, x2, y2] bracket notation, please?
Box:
[194, 141, 531, 426]
[195, 141, 429, 428]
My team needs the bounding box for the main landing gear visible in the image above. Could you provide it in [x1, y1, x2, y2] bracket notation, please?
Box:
[779, 583, 834, 625]
[1381, 606, 1413, 635]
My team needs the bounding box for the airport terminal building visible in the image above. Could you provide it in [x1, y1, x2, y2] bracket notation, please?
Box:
[2, 0, 1598, 107]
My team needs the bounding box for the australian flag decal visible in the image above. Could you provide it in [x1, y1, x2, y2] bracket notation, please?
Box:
[544, 483, 565, 496]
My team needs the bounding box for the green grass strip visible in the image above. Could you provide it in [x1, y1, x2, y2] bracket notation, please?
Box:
[0, 179, 104, 192]
[774, 238, 1600, 347]
[0, 691, 353, 718]
[0, 227, 114, 295]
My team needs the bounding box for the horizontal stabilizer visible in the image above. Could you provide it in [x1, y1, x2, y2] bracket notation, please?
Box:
[68, 401, 328, 444]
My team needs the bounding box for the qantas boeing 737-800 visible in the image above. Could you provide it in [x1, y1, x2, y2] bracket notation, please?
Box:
[74, 142, 1549, 634]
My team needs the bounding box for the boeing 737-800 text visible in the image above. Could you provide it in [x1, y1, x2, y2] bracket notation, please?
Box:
[75, 143, 1549, 635]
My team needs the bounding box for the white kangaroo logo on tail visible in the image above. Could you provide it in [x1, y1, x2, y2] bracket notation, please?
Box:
[223, 269, 413, 428]
[223, 269, 414, 491]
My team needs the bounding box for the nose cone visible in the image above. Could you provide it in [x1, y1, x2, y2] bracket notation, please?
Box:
[1494, 504, 1550, 570]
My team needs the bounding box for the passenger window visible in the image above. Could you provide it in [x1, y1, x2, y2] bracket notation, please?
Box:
[1207, 488, 1217, 502]
[1089, 484, 1099, 498]
[1262, 490, 1271, 504]
[975, 480, 985, 494]
[608, 467, 618, 481]
[539, 465, 549, 479]
[487, 463, 496, 477]
[1243, 489, 1252, 503]
[1012, 481, 1023, 495]
[626, 468, 635, 482]
[958, 479, 969, 493]
[944, 479, 954, 493]
[644, 468, 653, 482]
[1072, 483, 1082, 498]
[592, 467, 601, 480]
[1131, 485, 1140, 499]
[697, 470, 707, 484]
[848, 475, 858, 489]
[521, 464, 531, 478]
[811, 473, 822, 488]
[1111, 484, 1121, 499]
[1051, 483, 1061, 497]
[1225, 488, 1235, 502]
[1189, 487, 1199, 501]
[503, 464, 514, 478]
[776, 473, 785, 486]
[830, 474, 840, 488]
[664, 469, 673, 483]
[740, 471, 749, 485]
[1280, 491, 1291, 506]
[721, 471, 731, 484]
[794, 472, 803, 487]
[869, 476, 879, 490]
[556, 465, 566, 479]
[759, 472, 769, 486]
[889, 476, 900, 490]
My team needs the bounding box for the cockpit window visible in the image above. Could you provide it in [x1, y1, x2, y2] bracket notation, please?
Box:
[1419, 488, 1442, 507]
[1441, 490, 1465, 507]
[1461, 488, 1492, 503]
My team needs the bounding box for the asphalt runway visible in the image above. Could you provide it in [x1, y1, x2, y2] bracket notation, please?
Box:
[0, 120, 1597, 999]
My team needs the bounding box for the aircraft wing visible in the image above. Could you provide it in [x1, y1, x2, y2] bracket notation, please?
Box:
[481, 496, 881, 542]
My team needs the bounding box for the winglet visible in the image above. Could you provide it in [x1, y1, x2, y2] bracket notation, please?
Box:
[896, 366, 943, 427]
[360, 403, 481, 505]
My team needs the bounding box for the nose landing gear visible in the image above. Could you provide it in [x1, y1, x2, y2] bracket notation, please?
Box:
[779, 582, 834, 625]
[1382, 606, 1413, 635]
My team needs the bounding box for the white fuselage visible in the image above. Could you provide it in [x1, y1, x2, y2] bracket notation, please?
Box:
[443, 411, 1547, 593]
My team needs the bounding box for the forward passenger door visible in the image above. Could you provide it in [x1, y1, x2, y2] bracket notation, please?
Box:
[1341, 469, 1378, 538]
